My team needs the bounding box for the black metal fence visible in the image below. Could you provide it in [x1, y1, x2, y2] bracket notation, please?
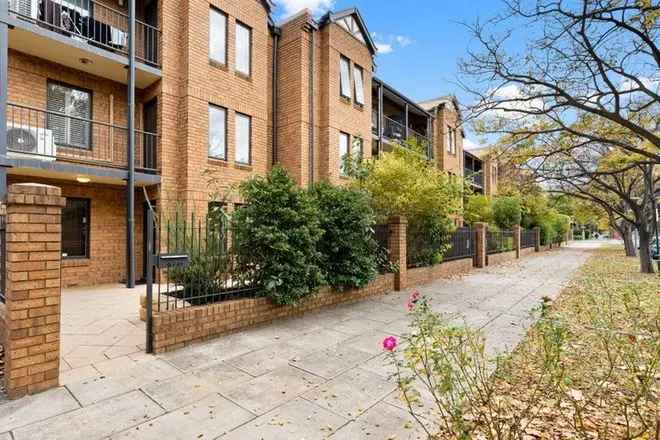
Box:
[521, 229, 536, 249]
[147, 210, 260, 312]
[373, 224, 394, 274]
[0, 216, 5, 303]
[486, 229, 515, 254]
[443, 227, 475, 262]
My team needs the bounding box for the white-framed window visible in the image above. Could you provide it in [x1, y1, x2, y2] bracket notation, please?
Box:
[353, 64, 364, 105]
[208, 104, 227, 159]
[236, 22, 252, 76]
[339, 132, 350, 175]
[339, 56, 351, 99]
[447, 126, 456, 154]
[235, 112, 251, 164]
[47, 81, 92, 149]
[209, 7, 227, 64]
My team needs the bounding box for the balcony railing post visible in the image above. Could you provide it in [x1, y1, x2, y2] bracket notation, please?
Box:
[126, 0, 135, 288]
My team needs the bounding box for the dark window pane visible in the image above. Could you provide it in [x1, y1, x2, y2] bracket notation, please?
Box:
[62, 198, 90, 258]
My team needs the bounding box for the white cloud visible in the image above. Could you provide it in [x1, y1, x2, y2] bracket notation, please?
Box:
[277, 0, 334, 17]
[373, 33, 414, 55]
[463, 138, 482, 151]
[376, 43, 393, 54]
[395, 35, 412, 47]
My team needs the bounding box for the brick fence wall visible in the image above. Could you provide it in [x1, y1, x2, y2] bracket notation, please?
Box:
[146, 218, 555, 354]
[150, 274, 395, 353]
[0, 183, 65, 399]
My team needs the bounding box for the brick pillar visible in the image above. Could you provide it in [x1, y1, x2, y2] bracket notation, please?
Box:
[474, 222, 487, 268]
[533, 226, 541, 252]
[513, 225, 521, 259]
[388, 216, 407, 291]
[2, 183, 65, 399]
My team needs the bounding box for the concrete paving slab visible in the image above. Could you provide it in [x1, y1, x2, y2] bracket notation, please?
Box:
[221, 397, 347, 440]
[287, 328, 353, 352]
[112, 393, 254, 440]
[12, 390, 163, 440]
[223, 366, 324, 415]
[303, 368, 396, 420]
[227, 342, 305, 377]
[291, 345, 374, 380]
[141, 373, 221, 411]
[191, 362, 254, 394]
[328, 318, 384, 336]
[0, 387, 80, 432]
[330, 401, 430, 440]
[59, 364, 100, 386]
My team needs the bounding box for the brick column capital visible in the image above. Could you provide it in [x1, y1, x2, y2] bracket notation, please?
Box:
[513, 225, 521, 259]
[388, 215, 407, 225]
[7, 183, 66, 207]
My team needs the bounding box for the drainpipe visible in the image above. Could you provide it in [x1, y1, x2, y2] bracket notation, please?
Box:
[271, 28, 280, 165]
[306, 23, 315, 186]
[126, 0, 136, 288]
[0, 0, 9, 200]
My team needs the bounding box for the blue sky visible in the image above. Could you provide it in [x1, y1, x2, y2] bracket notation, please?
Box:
[274, 0, 504, 108]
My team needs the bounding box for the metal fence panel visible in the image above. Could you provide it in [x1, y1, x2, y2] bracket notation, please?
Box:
[486, 229, 515, 255]
[521, 229, 536, 249]
[443, 227, 475, 261]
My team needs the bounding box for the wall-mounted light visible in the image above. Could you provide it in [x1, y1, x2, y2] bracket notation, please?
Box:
[76, 176, 91, 183]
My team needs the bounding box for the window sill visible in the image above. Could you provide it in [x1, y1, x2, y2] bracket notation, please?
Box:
[209, 60, 228, 71]
[234, 163, 253, 171]
[235, 71, 253, 82]
[208, 157, 229, 167]
[62, 258, 91, 267]
[340, 96, 352, 105]
[354, 102, 364, 111]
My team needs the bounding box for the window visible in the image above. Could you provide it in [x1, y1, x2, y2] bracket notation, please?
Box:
[236, 22, 252, 76]
[354, 137, 364, 161]
[339, 132, 350, 175]
[208, 104, 227, 159]
[339, 56, 351, 99]
[447, 127, 456, 154]
[209, 7, 227, 64]
[47, 82, 91, 149]
[62, 198, 90, 259]
[353, 65, 364, 105]
[235, 113, 251, 164]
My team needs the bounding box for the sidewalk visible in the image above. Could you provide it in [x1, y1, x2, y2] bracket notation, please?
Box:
[0, 243, 598, 439]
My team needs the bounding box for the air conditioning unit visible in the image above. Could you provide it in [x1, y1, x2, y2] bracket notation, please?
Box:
[7, 125, 57, 161]
[9, 0, 39, 20]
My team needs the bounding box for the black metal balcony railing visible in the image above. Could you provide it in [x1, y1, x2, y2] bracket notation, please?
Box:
[9, 0, 161, 66]
[465, 170, 484, 187]
[371, 109, 379, 135]
[383, 116, 406, 141]
[409, 128, 430, 146]
[7, 102, 157, 172]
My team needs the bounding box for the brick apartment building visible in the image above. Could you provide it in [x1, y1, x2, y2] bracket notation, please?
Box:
[0, 0, 495, 288]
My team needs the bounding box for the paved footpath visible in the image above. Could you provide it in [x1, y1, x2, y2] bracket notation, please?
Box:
[0, 242, 604, 440]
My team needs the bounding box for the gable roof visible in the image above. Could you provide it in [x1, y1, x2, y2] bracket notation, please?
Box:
[418, 95, 461, 113]
[318, 8, 377, 55]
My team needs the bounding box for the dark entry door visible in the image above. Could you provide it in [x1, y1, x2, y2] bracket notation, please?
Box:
[142, 98, 157, 170]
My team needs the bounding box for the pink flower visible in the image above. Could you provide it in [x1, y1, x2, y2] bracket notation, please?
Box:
[406, 290, 421, 311]
[406, 300, 415, 311]
[382, 336, 397, 351]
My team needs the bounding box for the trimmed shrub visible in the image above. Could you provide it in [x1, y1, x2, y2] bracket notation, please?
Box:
[492, 196, 522, 230]
[464, 194, 493, 225]
[232, 166, 324, 305]
[310, 182, 378, 290]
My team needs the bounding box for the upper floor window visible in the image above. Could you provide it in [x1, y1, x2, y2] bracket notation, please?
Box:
[339, 56, 351, 99]
[353, 65, 365, 105]
[235, 112, 251, 164]
[446, 127, 456, 154]
[208, 104, 227, 159]
[354, 137, 364, 161]
[209, 7, 227, 64]
[236, 22, 252, 76]
[47, 81, 91, 149]
[339, 132, 350, 175]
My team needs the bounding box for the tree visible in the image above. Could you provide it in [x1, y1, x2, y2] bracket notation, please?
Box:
[464, 194, 493, 225]
[492, 196, 522, 229]
[460, 0, 660, 163]
[354, 140, 463, 267]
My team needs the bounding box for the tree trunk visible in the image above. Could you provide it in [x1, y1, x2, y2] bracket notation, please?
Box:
[622, 224, 637, 257]
[637, 226, 655, 274]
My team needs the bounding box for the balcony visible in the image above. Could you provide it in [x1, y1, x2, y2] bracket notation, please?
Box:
[7, 0, 161, 87]
[7, 103, 158, 175]
[464, 169, 484, 188]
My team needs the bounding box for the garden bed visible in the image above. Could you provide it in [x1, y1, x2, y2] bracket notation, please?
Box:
[488, 247, 658, 437]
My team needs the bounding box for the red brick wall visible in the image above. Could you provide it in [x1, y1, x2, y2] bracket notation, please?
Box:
[407, 257, 474, 286]
[149, 273, 395, 353]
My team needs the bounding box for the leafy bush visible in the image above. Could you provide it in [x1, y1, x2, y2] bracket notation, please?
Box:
[492, 196, 522, 229]
[232, 166, 324, 305]
[464, 194, 493, 225]
[310, 182, 378, 290]
[355, 141, 462, 267]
